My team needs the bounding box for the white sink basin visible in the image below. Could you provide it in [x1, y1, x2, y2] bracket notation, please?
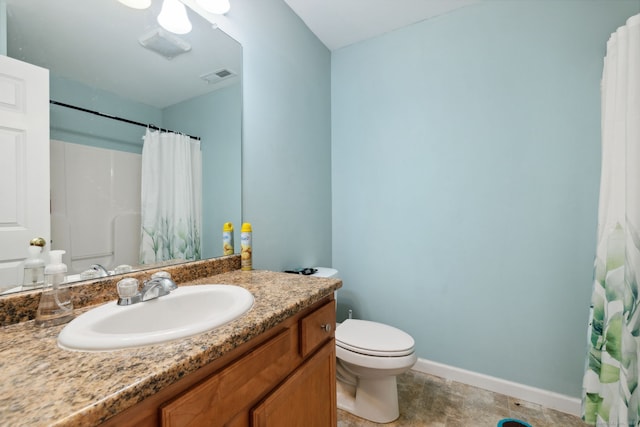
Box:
[58, 284, 254, 351]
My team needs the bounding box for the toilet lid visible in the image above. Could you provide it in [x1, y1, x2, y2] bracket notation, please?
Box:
[336, 319, 415, 357]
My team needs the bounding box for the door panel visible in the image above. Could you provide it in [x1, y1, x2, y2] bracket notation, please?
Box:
[0, 56, 49, 290]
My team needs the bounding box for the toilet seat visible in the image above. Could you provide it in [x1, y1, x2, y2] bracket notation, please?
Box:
[336, 319, 415, 357]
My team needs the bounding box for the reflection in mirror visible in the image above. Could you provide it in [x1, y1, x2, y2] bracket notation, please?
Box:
[2, 0, 242, 294]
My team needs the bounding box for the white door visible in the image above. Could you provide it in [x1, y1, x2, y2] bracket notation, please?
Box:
[0, 56, 50, 291]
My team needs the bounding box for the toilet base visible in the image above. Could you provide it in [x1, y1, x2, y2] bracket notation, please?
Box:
[337, 375, 400, 423]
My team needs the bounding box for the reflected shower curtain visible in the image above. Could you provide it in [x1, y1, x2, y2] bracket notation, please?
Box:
[583, 14, 640, 426]
[139, 130, 202, 264]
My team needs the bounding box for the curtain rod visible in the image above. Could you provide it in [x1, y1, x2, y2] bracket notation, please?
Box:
[49, 100, 200, 141]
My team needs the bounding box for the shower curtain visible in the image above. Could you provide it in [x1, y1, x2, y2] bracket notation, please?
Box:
[583, 14, 640, 426]
[139, 130, 202, 265]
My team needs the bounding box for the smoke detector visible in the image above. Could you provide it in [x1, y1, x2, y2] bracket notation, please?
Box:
[200, 69, 236, 84]
[138, 28, 191, 59]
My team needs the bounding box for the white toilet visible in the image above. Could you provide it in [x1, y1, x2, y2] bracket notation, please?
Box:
[312, 268, 417, 423]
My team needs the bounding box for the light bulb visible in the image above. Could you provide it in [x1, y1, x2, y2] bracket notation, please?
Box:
[117, 0, 152, 9]
[196, 0, 230, 15]
[157, 0, 193, 35]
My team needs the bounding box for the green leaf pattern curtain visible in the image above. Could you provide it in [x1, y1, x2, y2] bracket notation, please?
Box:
[583, 14, 640, 427]
[140, 130, 202, 265]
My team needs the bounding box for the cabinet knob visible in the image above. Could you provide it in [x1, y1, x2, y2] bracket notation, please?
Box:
[320, 323, 332, 333]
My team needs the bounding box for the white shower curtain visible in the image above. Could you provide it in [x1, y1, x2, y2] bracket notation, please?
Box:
[583, 14, 640, 426]
[140, 130, 202, 265]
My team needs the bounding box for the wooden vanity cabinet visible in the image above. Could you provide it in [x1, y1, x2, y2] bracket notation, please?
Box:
[101, 296, 336, 427]
[251, 342, 335, 427]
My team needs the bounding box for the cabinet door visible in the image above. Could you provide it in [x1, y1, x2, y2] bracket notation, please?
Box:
[251, 340, 336, 427]
[161, 328, 295, 427]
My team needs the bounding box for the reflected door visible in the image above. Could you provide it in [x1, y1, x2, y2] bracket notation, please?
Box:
[0, 56, 49, 290]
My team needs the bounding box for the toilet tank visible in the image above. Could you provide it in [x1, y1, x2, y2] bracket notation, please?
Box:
[312, 267, 351, 322]
[311, 267, 339, 278]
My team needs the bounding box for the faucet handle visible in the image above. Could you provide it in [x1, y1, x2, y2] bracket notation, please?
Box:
[151, 271, 171, 279]
[117, 278, 139, 298]
[114, 264, 133, 275]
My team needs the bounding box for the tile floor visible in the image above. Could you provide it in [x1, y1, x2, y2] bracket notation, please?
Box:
[337, 370, 589, 427]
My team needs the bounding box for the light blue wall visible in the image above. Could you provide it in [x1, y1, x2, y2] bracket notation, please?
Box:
[332, 1, 639, 397]
[217, 0, 332, 271]
[49, 74, 159, 154]
[163, 83, 242, 259]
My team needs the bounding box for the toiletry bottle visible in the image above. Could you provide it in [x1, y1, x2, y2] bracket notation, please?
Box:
[35, 250, 74, 327]
[241, 223, 252, 271]
[23, 245, 45, 289]
[223, 222, 234, 256]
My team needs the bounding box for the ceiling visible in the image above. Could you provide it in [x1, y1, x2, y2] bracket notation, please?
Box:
[283, 0, 479, 51]
[5, 0, 241, 109]
[5, 0, 479, 107]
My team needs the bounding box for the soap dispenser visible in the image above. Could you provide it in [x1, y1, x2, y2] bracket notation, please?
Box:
[35, 250, 74, 327]
[22, 245, 45, 289]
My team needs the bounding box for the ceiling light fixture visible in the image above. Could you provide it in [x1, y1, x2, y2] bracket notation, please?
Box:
[196, 0, 231, 15]
[117, 0, 152, 9]
[157, 0, 193, 35]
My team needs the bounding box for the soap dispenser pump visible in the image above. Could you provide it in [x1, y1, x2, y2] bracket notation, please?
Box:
[35, 250, 74, 327]
[22, 245, 45, 289]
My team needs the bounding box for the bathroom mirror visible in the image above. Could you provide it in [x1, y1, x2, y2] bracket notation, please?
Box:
[1, 0, 242, 294]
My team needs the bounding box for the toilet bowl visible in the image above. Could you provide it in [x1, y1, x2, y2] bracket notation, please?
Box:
[335, 319, 416, 423]
[311, 267, 416, 423]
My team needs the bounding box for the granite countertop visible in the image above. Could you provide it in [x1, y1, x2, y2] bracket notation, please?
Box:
[0, 270, 341, 427]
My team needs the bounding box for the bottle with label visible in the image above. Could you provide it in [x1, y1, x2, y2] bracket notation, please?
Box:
[223, 222, 234, 256]
[35, 250, 74, 327]
[241, 223, 252, 271]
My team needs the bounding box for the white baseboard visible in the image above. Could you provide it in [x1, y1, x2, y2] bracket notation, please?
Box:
[411, 358, 581, 417]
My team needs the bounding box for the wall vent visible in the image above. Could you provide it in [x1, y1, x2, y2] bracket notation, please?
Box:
[200, 69, 236, 84]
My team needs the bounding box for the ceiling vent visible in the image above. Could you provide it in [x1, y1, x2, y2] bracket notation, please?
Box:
[200, 69, 236, 84]
[138, 28, 191, 59]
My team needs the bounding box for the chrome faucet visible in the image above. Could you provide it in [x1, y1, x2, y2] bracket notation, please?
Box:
[90, 264, 110, 277]
[141, 277, 178, 300]
[117, 277, 178, 306]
